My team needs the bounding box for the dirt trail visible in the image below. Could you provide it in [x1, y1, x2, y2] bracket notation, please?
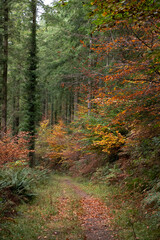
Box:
[63, 179, 116, 240]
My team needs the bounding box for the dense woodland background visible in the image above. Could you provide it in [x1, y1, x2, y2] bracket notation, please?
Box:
[0, 0, 160, 239]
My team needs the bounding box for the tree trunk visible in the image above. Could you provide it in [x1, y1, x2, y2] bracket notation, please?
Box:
[88, 34, 92, 116]
[50, 97, 54, 126]
[44, 88, 48, 119]
[1, 0, 8, 133]
[68, 92, 72, 123]
[0, 0, 3, 130]
[73, 86, 78, 120]
[12, 80, 20, 136]
[24, 0, 37, 168]
[54, 109, 57, 124]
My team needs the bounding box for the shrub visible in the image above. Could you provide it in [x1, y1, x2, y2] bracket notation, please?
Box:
[0, 131, 30, 167]
[0, 168, 36, 203]
[86, 124, 125, 154]
[36, 120, 68, 167]
[143, 181, 160, 209]
[0, 167, 49, 203]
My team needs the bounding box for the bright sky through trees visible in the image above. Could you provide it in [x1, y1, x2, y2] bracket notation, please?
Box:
[38, 0, 54, 18]
[44, 0, 53, 5]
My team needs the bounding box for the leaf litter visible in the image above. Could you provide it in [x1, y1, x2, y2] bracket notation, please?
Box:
[39, 178, 118, 240]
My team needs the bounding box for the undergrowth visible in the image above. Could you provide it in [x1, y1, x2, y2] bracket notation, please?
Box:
[0, 166, 50, 238]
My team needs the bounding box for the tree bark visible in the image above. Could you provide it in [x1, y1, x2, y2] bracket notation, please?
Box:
[50, 97, 54, 126]
[25, 0, 37, 168]
[0, 0, 3, 130]
[12, 80, 20, 136]
[1, 0, 8, 133]
[74, 85, 78, 120]
[88, 34, 92, 116]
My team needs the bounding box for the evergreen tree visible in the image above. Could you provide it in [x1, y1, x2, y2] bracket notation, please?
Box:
[1, 0, 9, 133]
[9, 1, 30, 135]
[24, 0, 37, 167]
[38, 0, 91, 123]
[0, 0, 3, 129]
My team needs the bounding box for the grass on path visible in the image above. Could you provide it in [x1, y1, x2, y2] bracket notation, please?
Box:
[0, 174, 84, 240]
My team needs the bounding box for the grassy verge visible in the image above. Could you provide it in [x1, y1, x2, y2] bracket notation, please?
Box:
[74, 177, 160, 240]
[0, 174, 84, 240]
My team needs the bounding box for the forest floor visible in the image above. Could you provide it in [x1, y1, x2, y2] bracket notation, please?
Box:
[1, 174, 119, 240]
[62, 178, 116, 240]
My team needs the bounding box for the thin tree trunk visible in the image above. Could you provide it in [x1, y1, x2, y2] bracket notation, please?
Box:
[71, 91, 74, 122]
[65, 95, 68, 124]
[54, 109, 57, 124]
[88, 34, 92, 116]
[50, 97, 54, 126]
[12, 80, 20, 136]
[87, 79, 91, 116]
[74, 85, 78, 120]
[57, 92, 62, 121]
[1, 0, 8, 133]
[0, 0, 3, 131]
[26, 0, 37, 168]
[45, 88, 48, 119]
[69, 91, 72, 123]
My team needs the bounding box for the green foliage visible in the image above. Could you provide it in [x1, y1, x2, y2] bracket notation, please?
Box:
[143, 192, 160, 209]
[89, 0, 160, 26]
[0, 166, 50, 240]
[125, 177, 149, 192]
[71, 113, 125, 159]
[37, 0, 91, 124]
[138, 136, 160, 160]
[143, 165, 160, 183]
[143, 181, 160, 209]
[91, 164, 122, 184]
[91, 165, 110, 182]
[0, 167, 49, 203]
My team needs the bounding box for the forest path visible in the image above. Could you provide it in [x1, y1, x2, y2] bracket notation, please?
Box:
[3, 174, 118, 240]
[62, 178, 116, 240]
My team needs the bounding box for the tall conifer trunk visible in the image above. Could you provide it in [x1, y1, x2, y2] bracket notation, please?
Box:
[0, 0, 3, 130]
[1, 0, 8, 133]
[25, 0, 37, 167]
